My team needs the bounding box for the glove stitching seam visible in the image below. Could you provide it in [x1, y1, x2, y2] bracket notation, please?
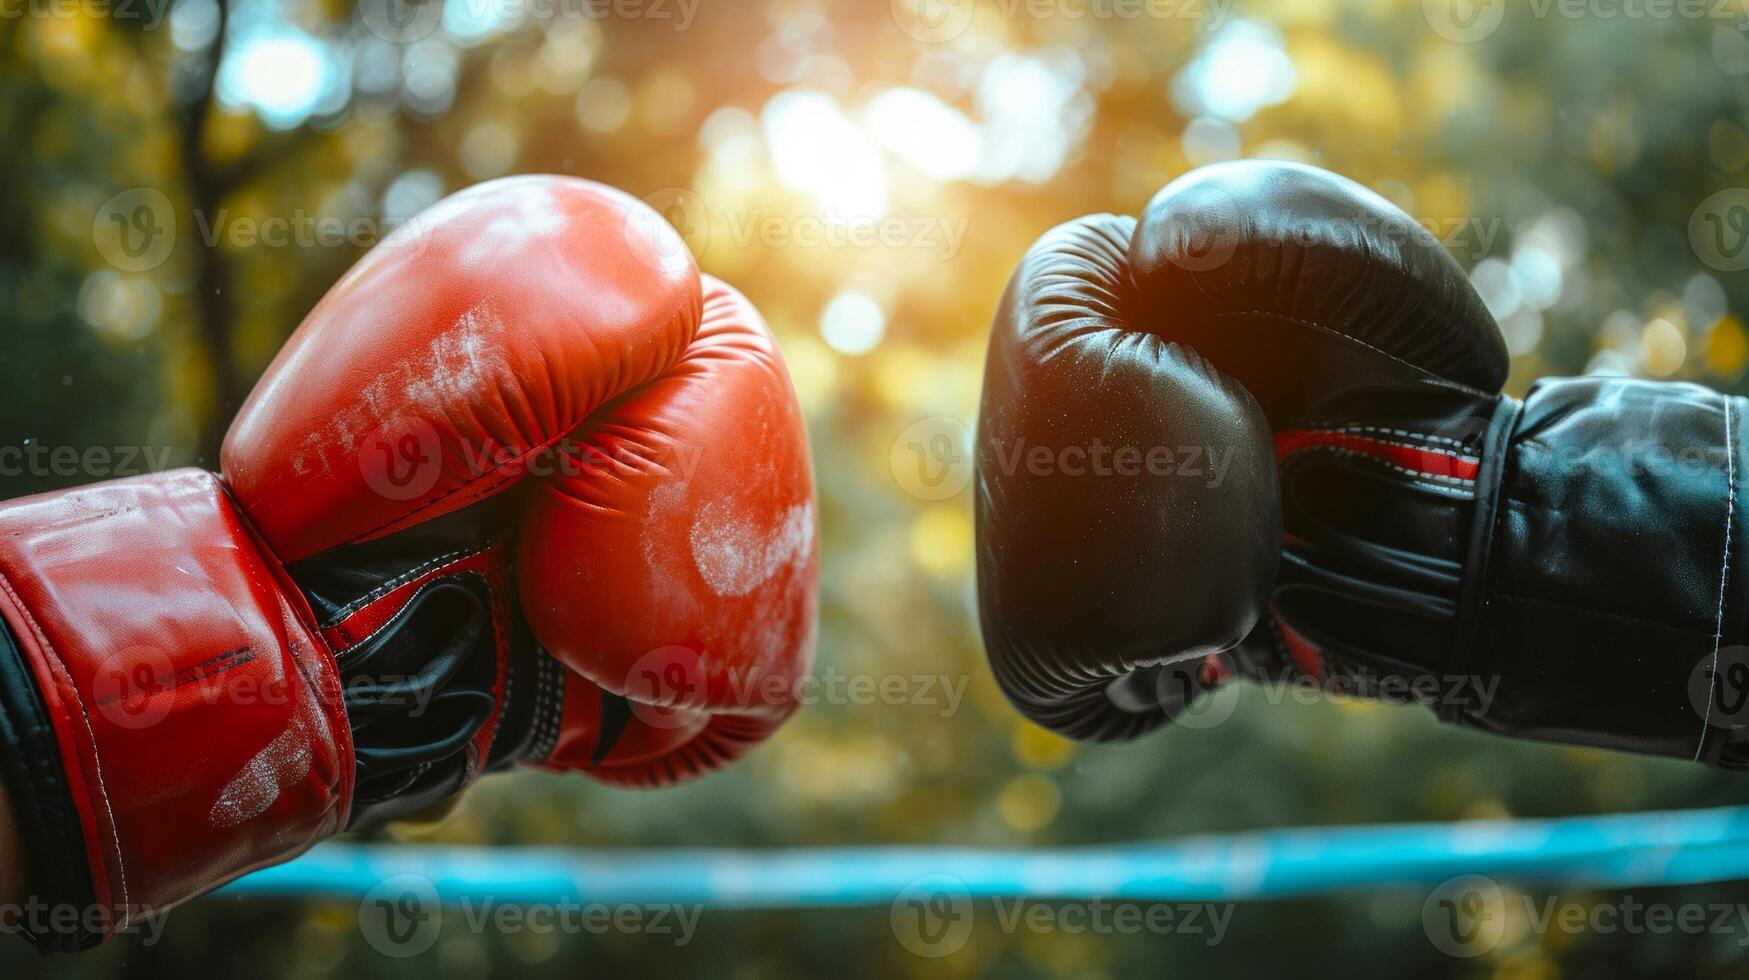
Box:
[334, 576, 450, 662]
[1279, 446, 1476, 494]
[530, 653, 563, 762]
[495, 613, 515, 776]
[1212, 310, 1501, 401]
[544, 657, 562, 755]
[320, 546, 487, 631]
[0, 585, 95, 948]
[1292, 424, 1481, 456]
[0, 571, 130, 923]
[1700, 391, 1737, 760]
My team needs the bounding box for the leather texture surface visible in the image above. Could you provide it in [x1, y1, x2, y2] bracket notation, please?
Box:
[0, 174, 818, 947]
[520, 274, 819, 783]
[1466, 378, 1749, 764]
[0, 471, 350, 940]
[224, 175, 817, 788]
[978, 158, 1749, 767]
[223, 176, 704, 561]
[977, 213, 1280, 741]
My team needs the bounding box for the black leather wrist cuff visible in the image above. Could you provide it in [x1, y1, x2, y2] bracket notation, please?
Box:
[1447, 393, 1523, 692]
[0, 612, 99, 953]
[1466, 376, 1749, 766]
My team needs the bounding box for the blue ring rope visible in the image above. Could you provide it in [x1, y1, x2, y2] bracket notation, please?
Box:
[218, 804, 1749, 906]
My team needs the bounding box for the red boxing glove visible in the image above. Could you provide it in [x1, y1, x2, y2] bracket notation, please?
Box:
[225, 176, 818, 785]
[0, 176, 817, 950]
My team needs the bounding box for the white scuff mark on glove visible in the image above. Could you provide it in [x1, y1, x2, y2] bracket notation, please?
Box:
[405, 303, 500, 411]
[644, 480, 703, 614]
[690, 500, 815, 597]
[209, 719, 313, 829]
[291, 301, 506, 477]
[737, 563, 805, 668]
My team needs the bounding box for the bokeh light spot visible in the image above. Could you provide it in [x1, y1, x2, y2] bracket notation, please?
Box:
[997, 775, 1061, 832]
[820, 292, 886, 355]
[1172, 21, 1298, 123]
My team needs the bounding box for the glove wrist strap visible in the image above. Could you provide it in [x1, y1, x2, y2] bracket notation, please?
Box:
[1447, 394, 1524, 700]
[0, 470, 352, 947]
[285, 497, 566, 828]
[1471, 377, 1749, 766]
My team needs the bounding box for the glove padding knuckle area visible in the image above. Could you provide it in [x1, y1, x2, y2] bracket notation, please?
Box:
[976, 215, 1280, 741]
[1127, 159, 1508, 411]
[519, 274, 818, 784]
[222, 175, 705, 563]
[544, 684, 797, 788]
[222, 174, 817, 793]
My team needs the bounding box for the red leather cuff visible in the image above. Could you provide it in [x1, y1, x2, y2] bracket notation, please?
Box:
[0, 470, 352, 944]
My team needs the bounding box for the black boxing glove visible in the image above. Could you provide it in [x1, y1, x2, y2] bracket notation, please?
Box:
[975, 213, 1281, 741]
[978, 159, 1749, 767]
